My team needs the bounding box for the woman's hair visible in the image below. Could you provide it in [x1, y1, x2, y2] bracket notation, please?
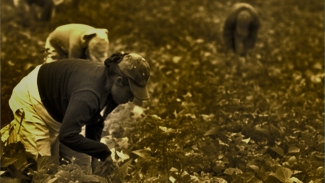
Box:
[104, 52, 129, 85]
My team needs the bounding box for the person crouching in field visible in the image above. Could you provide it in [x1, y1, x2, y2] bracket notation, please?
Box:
[223, 3, 260, 56]
[44, 23, 110, 63]
[0, 52, 150, 172]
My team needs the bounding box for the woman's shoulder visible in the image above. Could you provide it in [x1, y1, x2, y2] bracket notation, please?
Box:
[41, 59, 105, 74]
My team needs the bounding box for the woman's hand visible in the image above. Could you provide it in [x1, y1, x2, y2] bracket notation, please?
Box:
[93, 156, 117, 175]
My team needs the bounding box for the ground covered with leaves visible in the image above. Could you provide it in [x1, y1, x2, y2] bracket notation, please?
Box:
[1, 0, 324, 182]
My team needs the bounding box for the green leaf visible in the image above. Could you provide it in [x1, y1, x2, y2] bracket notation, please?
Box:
[95, 175, 109, 183]
[204, 127, 219, 136]
[132, 149, 150, 159]
[5, 164, 30, 180]
[287, 156, 297, 165]
[18, 161, 33, 172]
[263, 175, 281, 183]
[116, 137, 130, 149]
[254, 125, 270, 136]
[244, 173, 263, 183]
[210, 177, 228, 183]
[11, 153, 28, 171]
[37, 156, 59, 171]
[248, 165, 259, 172]
[55, 170, 71, 181]
[170, 167, 178, 172]
[81, 174, 101, 182]
[182, 174, 191, 182]
[234, 136, 243, 144]
[1, 157, 18, 168]
[270, 166, 292, 182]
[47, 177, 58, 183]
[242, 137, 250, 144]
[270, 146, 284, 157]
[169, 176, 176, 183]
[315, 166, 324, 177]
[119, 159, 132, 180]
[82, 175, 108, 183]
[116, 150, 130, 162]
[159, 126, 176, 133]
[0, 177, 21, 183]
[224, 167, 243, 175]
[287, 145, 300, 154]
[290, 177, 303, 183]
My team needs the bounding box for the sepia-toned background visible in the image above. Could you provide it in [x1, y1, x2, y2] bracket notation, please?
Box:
[1, 0, 324, 182]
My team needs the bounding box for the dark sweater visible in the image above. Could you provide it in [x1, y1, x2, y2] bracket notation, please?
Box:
[37, 59, 118, 161]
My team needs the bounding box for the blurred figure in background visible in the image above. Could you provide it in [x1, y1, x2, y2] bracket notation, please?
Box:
[44, 23, 110, 63]
[12, 0, 79, 22]
[223, 3, 260, 56]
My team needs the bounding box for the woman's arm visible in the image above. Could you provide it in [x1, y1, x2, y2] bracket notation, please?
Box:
[59, 91, 111, 161]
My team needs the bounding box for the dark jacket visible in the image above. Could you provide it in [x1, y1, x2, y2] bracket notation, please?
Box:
[37, 59, 117, 161]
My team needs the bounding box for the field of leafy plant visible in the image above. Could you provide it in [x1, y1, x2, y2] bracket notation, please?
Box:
[1, 0, 324, 182]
